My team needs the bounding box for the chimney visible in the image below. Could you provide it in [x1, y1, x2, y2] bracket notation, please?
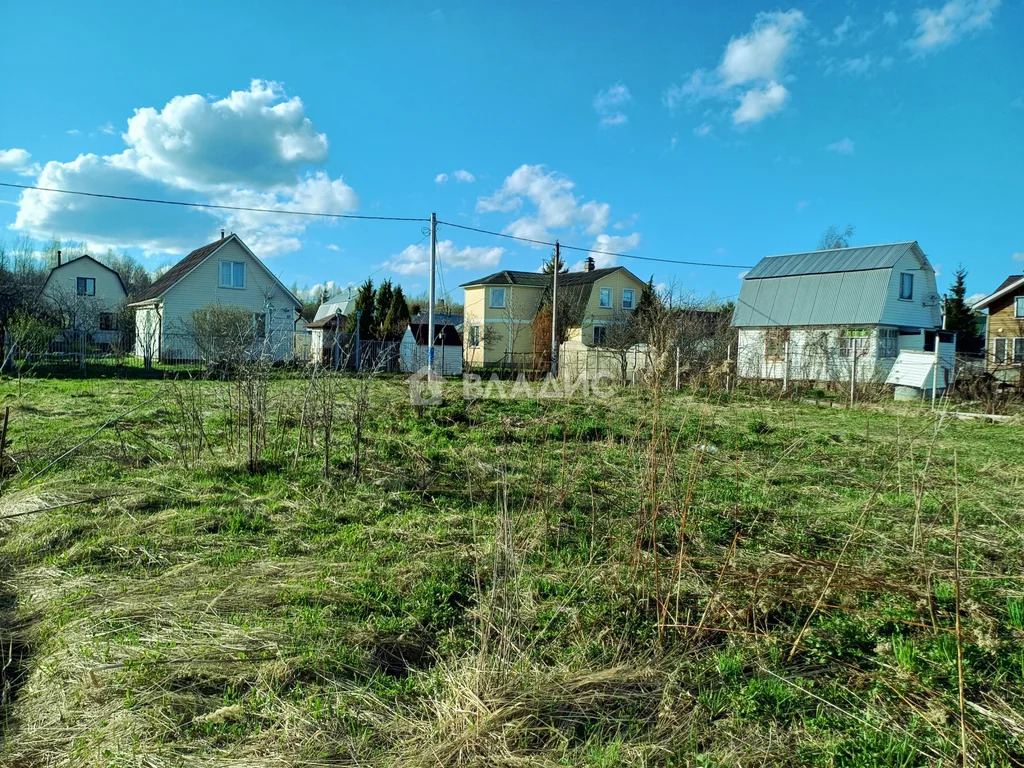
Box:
[221, 229, 226, 239]
[584, 256, 595, 272]
[57, 250, 62, 266]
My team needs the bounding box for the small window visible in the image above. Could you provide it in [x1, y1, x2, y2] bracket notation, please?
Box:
[839, 328, 869, 357]
[76, 277, 96, 296]
[765, 328, 789, 359]
[220, 260, 245, 288]
[599, 287, 612, 308]
[99, 312, 116, 331]
[899, 272, 914, 300]
[1014, 338, 1024, 365]
[593, 326, 607, 346]
[252, 313, 266, 340]
[1015, 297, 1024, 318]
[468, 325, 480, 347]
[489, 287, 506, 309]
[622, 289, 635, 310]
[995, 337, 1007, 364]
[877, 328, 898, 358]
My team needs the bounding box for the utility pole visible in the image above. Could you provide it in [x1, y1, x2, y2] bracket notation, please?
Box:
[428, 212, 437, 374]
[849, 338, 857, 406]
[550, 241, 559, 377]
[932, 334, 940, 409]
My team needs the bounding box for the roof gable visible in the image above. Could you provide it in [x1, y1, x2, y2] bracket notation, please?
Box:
[408, 322, 461, 346]
[42, 254, 127, 295]
[973, 274, 1024, 311]
[460, 266, 640, 288]
[131, 234, 302, 308]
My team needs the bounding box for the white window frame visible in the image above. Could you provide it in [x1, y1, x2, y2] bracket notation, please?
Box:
[1015, 297, 1024, 318]
[839, 328, 870, 357]
[899, 272, 914, 300]
[593, 325, 607, 346]
[219, 260, 246, 289]
[1014, 337, 1024, 365]
[489, 287, 506, 309]
[877, 328, 898, 358]
[468, 325, 481, 348]
[76, 277, 96, 296]
[622, 288, 635, 310]
[994, 337, 1007, 364]
[599, 287, 612, 308]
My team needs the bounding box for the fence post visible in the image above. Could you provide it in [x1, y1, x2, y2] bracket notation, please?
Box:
[80, 331, 87, 374]
[849, 338, 858, 407]
[782, 338, 790, 393]
[675, 345, 680, 390]
[726, 342, 732, 393]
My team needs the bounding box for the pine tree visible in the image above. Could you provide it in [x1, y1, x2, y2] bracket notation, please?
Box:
[382, 285, 411, 340]
[344, 278, 375, 339]
[943, 265, 983, 354]
[373, 280, 395, 339]
[541, 248, 569, 274]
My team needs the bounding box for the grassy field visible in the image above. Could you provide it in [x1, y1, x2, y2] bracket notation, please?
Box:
[1, 373, 1024, 767]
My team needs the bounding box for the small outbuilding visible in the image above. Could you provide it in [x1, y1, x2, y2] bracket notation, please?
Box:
[399, 322, 462, 375]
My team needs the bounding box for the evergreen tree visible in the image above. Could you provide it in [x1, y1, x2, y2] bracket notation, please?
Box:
[541, 248, 569, 275]
[382, 285, 411, 339]
[943, 265, 983, 354]
[344, 278, 375, 339]
[373, 280, 395, 339]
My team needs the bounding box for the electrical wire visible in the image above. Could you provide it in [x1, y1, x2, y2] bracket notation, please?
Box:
[0, 182, 429, 223]
[436, 219, 753, 269]
[0, 181, 753, 270]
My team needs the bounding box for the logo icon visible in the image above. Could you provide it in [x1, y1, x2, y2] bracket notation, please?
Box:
[407, 366, 444, 406]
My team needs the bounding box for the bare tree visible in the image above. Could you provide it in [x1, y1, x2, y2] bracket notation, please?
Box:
[817, 224, 855, 251]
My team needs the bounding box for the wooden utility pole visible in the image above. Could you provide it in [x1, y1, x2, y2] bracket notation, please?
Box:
[849, 338, 858, 406]
[550, 241, 559, 377]
[428, 211, 437, 373]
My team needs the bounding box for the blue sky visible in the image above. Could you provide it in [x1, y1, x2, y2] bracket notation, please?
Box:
[1, 0, 1021, 305]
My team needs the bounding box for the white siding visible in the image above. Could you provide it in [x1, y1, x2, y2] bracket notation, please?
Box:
[133, 306, 160, 359]
[399, 328, 463, 375]
[42, 257, 127, 342]
[737, 326, 900, 383]
[157, 239, 300, 361]
[878, 249, 942, 328]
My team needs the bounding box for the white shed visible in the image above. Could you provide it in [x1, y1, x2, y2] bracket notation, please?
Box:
[885, 344, 956, 400]
[399, 323, 462, 375]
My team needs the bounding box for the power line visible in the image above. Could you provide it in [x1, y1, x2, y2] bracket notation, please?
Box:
[0, 182, 429, 223]
[437, 219, 753, 269]
[0, 181, 753, 269]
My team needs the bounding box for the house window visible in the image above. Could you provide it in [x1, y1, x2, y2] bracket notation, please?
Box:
[593, 325, 607, 346]
[468, 325, 480, 347]
[899, 273, 914, 300]
[76, 277, 96, 296]
[995, 337, 1007, 364]
[622, 289, 635, 310]
[599, 287, 612, 308]
[489, 287, 506, 309]
[765, 328, 789, 359]
[877, 328, 898, 358]
[839, 328, 870, 357]
[1014, 338, 1024, 365]
[99, 312, 116, 331]
[219, 260, 245, 288]
[252, 313, 266, 340]
[1015, 297, 1024, 318]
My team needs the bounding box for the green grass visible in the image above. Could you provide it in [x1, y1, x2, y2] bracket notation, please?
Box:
[1, 374, 1024, 766]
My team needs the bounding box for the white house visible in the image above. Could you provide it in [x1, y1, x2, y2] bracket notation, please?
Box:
[399, 322, 463, 375]
[41, 254, 127, 347]
[732, 241, 952, 384]
[129, 233, 302, 363]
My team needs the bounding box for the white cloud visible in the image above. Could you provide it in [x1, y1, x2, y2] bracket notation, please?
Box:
[795, 200, 809, 212]
[1012, 252, 1024, 262]
[11, 80, 358, 257]
[66, 129, 81, 136]
[384, 239, 504, 275]
[966, 291, 987, 305]
[908, 0, 1001, 53]
[587, 232, 640, 268]
[326, 243, 341, 252]
[665, 10, 806, 126]
[883, 11, 900, 27]
[819, 15, 854, 46]
[737, 270, 750, 279]
[99, 122, 116, 135]
[826, 137, 856, 154]
[435, 173, 449, 184]
[693, 123, 712, 137]
[733, 81, 789, 124]
[476, 164, 611, 243]
[453, 169, 475, 183]
[0, 148, 40, 176]
[593, 83, 632, 127]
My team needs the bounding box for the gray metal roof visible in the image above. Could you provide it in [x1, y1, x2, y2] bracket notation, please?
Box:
[733, 270, 893, 327]
[745, 242, 917, 279]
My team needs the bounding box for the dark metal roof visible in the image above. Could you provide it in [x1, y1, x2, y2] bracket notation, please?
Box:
[306, 314, 346, 329]
[133, 235, 230, 302]
[459, 266, 628, 288]
[745, 242, 918, 279]
[408, 322, 461, 346]
[996, 275, 1024, 293]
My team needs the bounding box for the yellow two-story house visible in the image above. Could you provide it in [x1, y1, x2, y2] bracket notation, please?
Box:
[460, 264, 648, 370]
